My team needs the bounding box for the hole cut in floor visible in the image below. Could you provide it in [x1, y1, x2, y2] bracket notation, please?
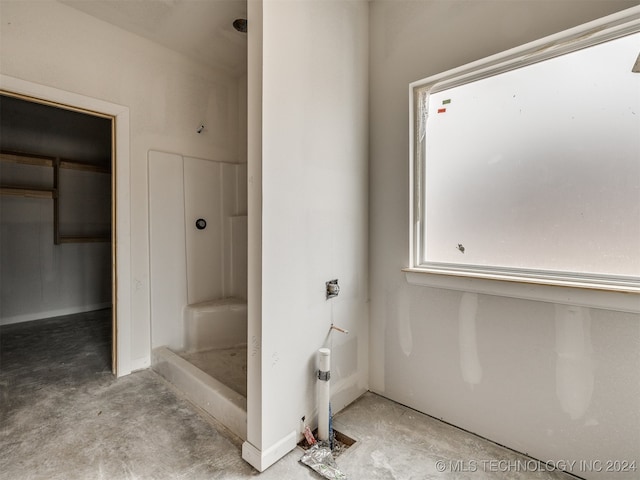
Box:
[297, 429, 357, 459]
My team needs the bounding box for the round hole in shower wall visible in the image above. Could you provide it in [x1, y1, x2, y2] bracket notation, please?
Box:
[233, 18, 247, 33]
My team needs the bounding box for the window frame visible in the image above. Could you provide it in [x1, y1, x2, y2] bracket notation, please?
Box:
[406, 7, 640, 312]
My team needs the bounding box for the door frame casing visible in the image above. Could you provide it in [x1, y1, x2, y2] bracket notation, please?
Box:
[0, 74, 132, 376]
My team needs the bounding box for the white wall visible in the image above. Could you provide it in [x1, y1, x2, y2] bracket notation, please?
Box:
[369, 2, 640, 478]
[0, 1, 243, 370]
[244, 0, 369, 470]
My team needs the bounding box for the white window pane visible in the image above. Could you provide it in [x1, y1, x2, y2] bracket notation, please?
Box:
[422, 32, 640, 278]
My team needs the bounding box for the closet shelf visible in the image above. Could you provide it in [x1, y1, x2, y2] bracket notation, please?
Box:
[60, 160, 110, 174]
[1, 149, 111, 244]
[0, 186, 56, 199]
[1, 151, 110, 173]
[0, 151, 54, 167]
[58, 235, 111, 244]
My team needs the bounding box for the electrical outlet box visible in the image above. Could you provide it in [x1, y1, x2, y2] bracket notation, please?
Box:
[326, 279, 339, 299]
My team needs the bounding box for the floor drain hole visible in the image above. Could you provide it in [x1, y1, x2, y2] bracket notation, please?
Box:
[297, 429, 356, 458]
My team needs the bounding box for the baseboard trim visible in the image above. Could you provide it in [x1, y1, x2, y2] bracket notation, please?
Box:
[130, 356, 151, 373]
[242, 430, 297, 472]
[0, 303, 112, 326]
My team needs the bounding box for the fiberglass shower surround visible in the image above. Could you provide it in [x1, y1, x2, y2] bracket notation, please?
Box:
[148, 150, 247, 351]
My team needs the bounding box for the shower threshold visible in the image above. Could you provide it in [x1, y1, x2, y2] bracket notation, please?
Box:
[152, 346, 247, 440]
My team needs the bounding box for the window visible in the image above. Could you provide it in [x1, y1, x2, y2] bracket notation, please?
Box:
[407, 9, 640, 301]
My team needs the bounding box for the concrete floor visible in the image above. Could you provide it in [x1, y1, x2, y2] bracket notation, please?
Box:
[1, 310, 575, 479]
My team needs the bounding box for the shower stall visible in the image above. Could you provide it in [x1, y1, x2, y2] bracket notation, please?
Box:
[148, 150, 248, 439]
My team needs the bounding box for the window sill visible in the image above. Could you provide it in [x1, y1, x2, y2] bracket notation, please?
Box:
[403, 267, 640, 314]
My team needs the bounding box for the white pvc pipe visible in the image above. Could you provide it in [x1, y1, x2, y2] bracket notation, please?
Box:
[317, 348, 331, 442]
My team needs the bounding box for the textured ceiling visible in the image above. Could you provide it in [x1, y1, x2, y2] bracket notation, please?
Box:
[61, 0, 248, 76]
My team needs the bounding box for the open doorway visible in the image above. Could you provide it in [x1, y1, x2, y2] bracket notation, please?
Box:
[0, 92, 116, 373]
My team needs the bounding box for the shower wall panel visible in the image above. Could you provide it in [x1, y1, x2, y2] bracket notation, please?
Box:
[228, 215, 248, 300]
[149, 151, 188, 350]
[221, 162, 246, 299]
[184, 157, 224, 304]
[149, 150, 246, 349]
